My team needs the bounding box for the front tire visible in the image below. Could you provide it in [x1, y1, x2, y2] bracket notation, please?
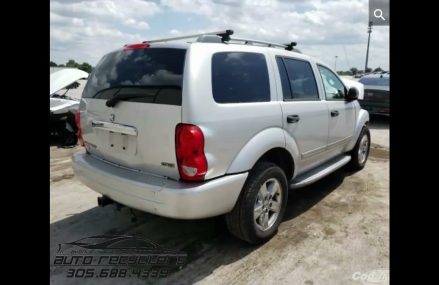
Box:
[225, 162, 288, 244]
[348, 126, 371, 171]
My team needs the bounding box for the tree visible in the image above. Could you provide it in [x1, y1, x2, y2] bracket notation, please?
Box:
[66, 59, 79, 68]
[78, 62, 93, 73]
[50, 61, 57, 67]
[365, 67, 372, 73]
[337, 70, 351, 76]
[374, 67, 383, 72]
[350, 67, 358, 75]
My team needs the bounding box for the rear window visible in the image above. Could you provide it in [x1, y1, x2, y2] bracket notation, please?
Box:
[82, 48, 186, 105]
[276, 57, 319, 100]
[359, 76, 389, 86]
[211, 52, 270, 103]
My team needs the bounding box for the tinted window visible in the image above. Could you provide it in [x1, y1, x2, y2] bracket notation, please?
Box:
[277, 57, 319, 100]
[317, 65, 346, 100]
[212, 52, 270, 103]
[359, 76, 389, 86]
[276, 57, 292, 100]
[82, 48, 186, 105]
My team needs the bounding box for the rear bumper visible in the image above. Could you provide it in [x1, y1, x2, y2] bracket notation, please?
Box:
[72, 151, 248, 219]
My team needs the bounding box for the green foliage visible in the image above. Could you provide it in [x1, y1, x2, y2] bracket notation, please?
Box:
[78, 62, 93, 73]
[337, 70, 352, 76]
[50, 59, 93, 73]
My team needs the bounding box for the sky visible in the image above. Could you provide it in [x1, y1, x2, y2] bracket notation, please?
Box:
[50, 0, 389, 71]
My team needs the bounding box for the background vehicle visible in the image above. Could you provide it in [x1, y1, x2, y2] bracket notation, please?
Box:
[358, 73, 389, 116]
[50, 68, 89, 146]
[73, 30, 370, 244]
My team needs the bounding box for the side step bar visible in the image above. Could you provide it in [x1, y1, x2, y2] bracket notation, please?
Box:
[290, 155, 351, 189]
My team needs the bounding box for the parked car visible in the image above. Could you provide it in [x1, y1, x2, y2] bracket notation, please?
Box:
[358, 73, 389, 116]
[50, 68, 89, 146]
[72, 30, 370, 244]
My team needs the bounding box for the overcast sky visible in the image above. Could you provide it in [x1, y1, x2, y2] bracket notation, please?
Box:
[50, 0, 389, 71]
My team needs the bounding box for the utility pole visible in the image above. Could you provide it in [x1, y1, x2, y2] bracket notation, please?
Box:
[364, 21, 372, 73]
[334, 55, 338, 71]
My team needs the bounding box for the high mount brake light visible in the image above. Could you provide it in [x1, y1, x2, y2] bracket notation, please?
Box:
[123, 43, 150, 51]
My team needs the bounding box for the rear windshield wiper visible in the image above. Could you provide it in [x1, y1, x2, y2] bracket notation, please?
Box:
[104, 85, 181, 107]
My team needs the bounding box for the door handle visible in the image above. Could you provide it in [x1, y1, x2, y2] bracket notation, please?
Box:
[330, 110, 339, 117]
[287, 115, 300, 124]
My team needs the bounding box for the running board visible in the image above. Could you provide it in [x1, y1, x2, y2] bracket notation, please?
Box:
[290, 155, 351, 189]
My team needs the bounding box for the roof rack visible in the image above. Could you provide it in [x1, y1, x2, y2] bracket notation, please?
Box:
[143, 30, 234, 44]
[227, 37, 299, 52]
[142, 29, 299, 52]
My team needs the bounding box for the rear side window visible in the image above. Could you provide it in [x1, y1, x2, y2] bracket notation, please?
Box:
[82, 48, 186, 105]
[211, 52, 270, 103]
[276, 57, 319, 100]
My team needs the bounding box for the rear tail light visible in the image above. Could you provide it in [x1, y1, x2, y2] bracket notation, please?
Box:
[75, 111, 84, 147]
[175, 124, 207, 181]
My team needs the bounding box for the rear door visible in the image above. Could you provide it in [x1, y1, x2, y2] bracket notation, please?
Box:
[316, 65, 356, 150]
[79, 46, 186, 180]
[276, 56, 329, 160]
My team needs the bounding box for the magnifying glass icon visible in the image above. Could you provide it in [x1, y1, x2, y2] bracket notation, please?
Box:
[374, 9, 385, 21]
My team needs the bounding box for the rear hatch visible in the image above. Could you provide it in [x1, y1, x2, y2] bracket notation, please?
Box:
[79, 45, 186, 180]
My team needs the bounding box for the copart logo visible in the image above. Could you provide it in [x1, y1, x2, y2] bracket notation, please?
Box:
[352, 269, 389, 285]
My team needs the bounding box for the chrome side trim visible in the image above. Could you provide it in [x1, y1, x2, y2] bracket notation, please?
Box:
[327, 136, 352, 150]
[300, 136, 353, 159]
[91, 121, 138, 136]
[301, 145, 327, 159]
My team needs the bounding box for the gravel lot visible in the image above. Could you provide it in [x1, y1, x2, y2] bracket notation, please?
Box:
[50, 121, 389, 285]
[369, 116, 389, 149]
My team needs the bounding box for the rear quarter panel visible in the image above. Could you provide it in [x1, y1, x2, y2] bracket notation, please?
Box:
[182, 43, 284, 179]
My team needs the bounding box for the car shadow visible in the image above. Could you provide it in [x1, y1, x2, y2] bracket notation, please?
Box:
[50, 135, 77, 148]
[369, 115, 389, 130]
[50, 167, 351, 284]
[283, 168, 346, 222]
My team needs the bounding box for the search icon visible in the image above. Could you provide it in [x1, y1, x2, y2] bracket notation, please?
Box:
[374, 9, 385, 21]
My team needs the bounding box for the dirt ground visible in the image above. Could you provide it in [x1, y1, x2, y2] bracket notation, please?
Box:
[50, 118, 389, 285]
[369, 116, 389, 149]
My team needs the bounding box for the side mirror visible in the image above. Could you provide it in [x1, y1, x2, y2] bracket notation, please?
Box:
[346, 87, 359, 101]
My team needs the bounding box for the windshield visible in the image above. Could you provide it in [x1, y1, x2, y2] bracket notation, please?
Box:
[82, 48, 186, 105]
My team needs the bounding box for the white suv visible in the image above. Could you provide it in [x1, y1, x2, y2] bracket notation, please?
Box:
[73, 30, 370, 244]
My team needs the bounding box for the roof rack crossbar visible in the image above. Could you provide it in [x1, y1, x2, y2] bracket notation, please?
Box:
[143, 30, 233, 44]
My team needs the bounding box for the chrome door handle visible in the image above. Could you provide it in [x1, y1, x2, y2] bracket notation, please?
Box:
[330, 110, 339, 117]
[287, 115, 300, 123]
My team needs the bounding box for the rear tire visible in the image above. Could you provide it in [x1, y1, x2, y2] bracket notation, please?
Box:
[348, 126, 370, 171]
[225, 162, 288, 244]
